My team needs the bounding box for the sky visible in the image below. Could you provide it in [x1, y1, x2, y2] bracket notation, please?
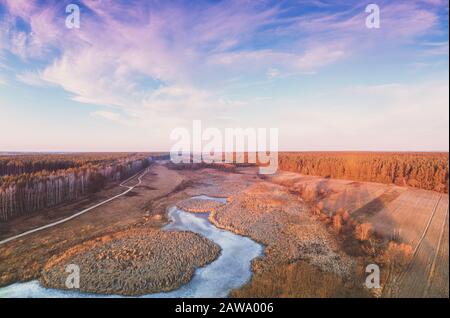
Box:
[0, 0, 448, 152]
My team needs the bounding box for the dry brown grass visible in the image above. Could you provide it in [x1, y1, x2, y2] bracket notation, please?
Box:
[427, 212, 449, 297]
[354, 223, 373, 242]
[265, 170, 449, 297]
[204, 182, 356, 289]
[378, 241, 413, 270]
[41, 228, 220, 296]
[390, 195, 449, 297]
[368, 190, 443, 247]
[267, 171, 404, 218]
[333, 214, 343, 233]
[2, 162, 447, 298]
[231, 261, 370, 298]
[176, 198, 226, 213]
[0, 165, 186, 287]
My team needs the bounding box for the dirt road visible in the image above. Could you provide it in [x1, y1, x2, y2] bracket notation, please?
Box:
[394, 194, 449, 297]
[0, 164, 185, 287]
[0, 169, 149, 246]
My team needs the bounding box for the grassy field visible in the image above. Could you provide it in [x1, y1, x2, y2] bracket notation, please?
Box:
[0, 164, 185, 287]
[41, 228, 220, 295]
[264, 170, 449, 297]
[1, 160, 447, 297]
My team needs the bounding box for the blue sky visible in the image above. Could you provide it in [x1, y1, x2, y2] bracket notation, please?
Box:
[0, 0, 448, 151]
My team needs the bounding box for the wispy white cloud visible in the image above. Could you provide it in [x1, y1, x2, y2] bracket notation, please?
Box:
[295, 42, 348, 72]
[2, 1, 444, 93]
[0, 0, 448, 151]
[421, 41, 449, 55]
[89, 110, 128, 125]
[1, 0, 280, 118]
[16, 70, 49, 87]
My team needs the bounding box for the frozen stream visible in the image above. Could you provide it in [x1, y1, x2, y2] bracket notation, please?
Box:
[0, 196, 263, 298]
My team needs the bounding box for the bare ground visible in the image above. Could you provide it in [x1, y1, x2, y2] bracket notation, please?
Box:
[0, 164, 447, 298]
[388, 194, 449, 297]
[263, 171, 449, 298]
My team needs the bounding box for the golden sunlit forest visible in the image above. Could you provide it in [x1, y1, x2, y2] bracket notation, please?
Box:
[278, 152, 449, 193]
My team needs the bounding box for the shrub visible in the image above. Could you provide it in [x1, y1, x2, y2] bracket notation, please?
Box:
[230, 262, 370, 298]
[378, 241, 413, 270]
[88, 172, 106, 193]
[354, 222, 373, 241]
[342, 210, 350, 222]
[333, 214, 343, 233]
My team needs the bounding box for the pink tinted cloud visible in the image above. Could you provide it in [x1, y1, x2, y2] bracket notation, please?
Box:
[1, 0, 447, 118]
[2, 0, 36, 18]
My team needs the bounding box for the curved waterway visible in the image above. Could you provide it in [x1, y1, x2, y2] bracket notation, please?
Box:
[0, 196, 263, 298]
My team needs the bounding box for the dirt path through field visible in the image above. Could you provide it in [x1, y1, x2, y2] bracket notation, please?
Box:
[393, 194, 449, 297]
[0, 164, 185, 287]
[423, 202, 449, 297]
[0, 169, 150, 246]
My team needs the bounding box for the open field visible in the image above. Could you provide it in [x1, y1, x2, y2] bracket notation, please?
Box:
[384, 192, 449, 297]
[0, 159, 448, 297]
[264, 170, 449, 297]
[0, 164, 185, 287]
[41, 228, 220, 295]
[266, 172, 405, 216]
[426, 210, 449, 297]
[176, 198, 226, 213]
[178, 181, 369, 297]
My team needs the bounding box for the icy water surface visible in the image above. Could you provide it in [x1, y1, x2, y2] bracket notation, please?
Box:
[0, 196, 263, 298]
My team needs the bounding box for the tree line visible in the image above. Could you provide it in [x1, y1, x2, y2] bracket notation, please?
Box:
[277, 152, 449, 193]
[0, 153, 144, 176]
[0, 153, 151, 222]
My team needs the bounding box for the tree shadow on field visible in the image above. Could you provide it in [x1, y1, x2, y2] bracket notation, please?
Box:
[352, 188, 403, 222]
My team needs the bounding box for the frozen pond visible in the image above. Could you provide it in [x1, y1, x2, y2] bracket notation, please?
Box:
[0, 196, 263, 298]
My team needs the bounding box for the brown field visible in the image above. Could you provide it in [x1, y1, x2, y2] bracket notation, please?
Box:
[427, 211, 449, 297]
[266, 171, 406, 216]
[0, 158, 448, 297]
[41, 228, 220, 295]
[176, 198, 226, 213]
[264, 170, 449, 297]
[174, 174, 368, 297]
[0, 164, 186, 287]
[230, 262, 369, 298]
[381, 192, 449, 297]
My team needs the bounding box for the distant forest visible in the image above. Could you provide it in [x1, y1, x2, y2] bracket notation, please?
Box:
[0, 153, 153, 221]
[277, 152, 449, 193]
[1, 151, 447, 222]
